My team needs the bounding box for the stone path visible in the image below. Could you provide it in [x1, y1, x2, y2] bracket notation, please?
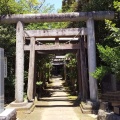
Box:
[17, 77, 97, 120]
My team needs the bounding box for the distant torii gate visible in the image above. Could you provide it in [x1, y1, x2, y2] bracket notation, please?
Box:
[25, 28, 86, 101]
[0, 11, 114, 105]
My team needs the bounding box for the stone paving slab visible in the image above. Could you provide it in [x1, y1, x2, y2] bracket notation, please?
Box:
[17, 77, 97, 120]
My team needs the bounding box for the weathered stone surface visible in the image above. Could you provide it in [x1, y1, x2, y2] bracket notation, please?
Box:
[0, 11, 114, 24]
[27, 37, 35, 101]
[108, 114, 120, 120]
[87, 18, 97, 101]
[15, 21, 24, 103]
[100, 102, 109, 111]
[97, 109, 111, 120]
[101, 92, 120, 108]
[80, 100, 99, 114]
[97, 109, 120, 120]
[6, 100, 34, 111]
[0, 48, 4, 113]
[0, 108, 16, 120]
[114, 106, 120, 115]
[9, 100, 28, 107]
[101, 74, 117, 93]
[25, 28, 87, 38]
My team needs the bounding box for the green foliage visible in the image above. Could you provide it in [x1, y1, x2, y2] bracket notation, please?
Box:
[0, 0, 22, 14]
[5, 74, 15, 100]
[26, 21, 68, 30]
[114, 1, 120, 11]
[89, 1, 120, 81]
[23, 92, 27, 100]
[0, 0, 54, 15]
[93, 20, 120, 81]
[0, 24, 16, 101]
[92, 66, 108, 81]
[36, 81, 43, 85]
[24, 71, 28, 82]
[62, 0, 78, 12]
[102, 46, 120, 77]
[16, 0, 47, 13]
[61, 0, 115, 37]
[105, 20, 120, 45]
[0, 0, 56, 102]
[103, 20, 120, 79]
[65, 53, 77, 68]
[93, 44, 120, 80]
[82, 0, 114, 11]
[98, 45, 118, 67]
[65, 53, 77, 79]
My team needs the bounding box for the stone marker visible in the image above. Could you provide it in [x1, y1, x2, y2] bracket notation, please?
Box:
[0, 48, 17, 120]
[0, 48, 4, 113]
[101, 74, 117, 93]
[100, 102, 109, 111]
[114, 106, 120, 115]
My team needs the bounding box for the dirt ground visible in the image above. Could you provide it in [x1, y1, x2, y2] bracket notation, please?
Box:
[17, 77, 97, 120]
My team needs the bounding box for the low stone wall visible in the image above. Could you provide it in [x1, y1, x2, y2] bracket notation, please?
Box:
[102, 91, 120, 101]
[101, 91, 120, 106]
[0, 108, 16, 120]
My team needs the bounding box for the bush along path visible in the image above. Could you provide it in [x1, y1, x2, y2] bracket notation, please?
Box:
[17, 76, 96, 120]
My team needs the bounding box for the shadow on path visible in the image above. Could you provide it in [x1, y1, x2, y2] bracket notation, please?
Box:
[17, 77, 96, 120]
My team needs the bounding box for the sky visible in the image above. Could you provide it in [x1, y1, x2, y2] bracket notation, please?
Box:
[44, 0, 62, 11]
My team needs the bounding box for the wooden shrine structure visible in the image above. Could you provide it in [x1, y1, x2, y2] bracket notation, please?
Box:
[0, 11, 114, 105]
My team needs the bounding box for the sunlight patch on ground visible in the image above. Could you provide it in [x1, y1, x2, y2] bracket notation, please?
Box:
[88, 114, 98, 119]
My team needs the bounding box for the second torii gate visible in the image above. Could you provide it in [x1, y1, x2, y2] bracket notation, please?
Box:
[24, 28, 87, 101]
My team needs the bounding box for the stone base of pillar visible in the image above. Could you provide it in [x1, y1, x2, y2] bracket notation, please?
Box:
[6, 100, 34, 112]
[80, 100, 99, 114]
[0, 108, 16, 120]
[10, 100, 28, 107]
[97, 109, 120, 120]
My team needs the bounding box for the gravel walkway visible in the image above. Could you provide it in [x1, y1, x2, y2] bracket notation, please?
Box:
[17, 77, 97, 120]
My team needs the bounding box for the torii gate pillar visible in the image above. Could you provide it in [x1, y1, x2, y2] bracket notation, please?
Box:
[87, 18, 98, 101]
[15, 21, 24, 102]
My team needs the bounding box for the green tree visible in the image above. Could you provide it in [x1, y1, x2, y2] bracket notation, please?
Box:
[0, 24, 16, 102]
[65, 53, 77, 90]
[61, 0, 115, 38]
[0, 0, 56, 102]
[92, 1, 120, 81]
[0, 0, 22, 14]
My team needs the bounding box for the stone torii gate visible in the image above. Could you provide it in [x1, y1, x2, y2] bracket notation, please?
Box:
[25, 28, 87, 101]
[0, 11, 114, 106]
